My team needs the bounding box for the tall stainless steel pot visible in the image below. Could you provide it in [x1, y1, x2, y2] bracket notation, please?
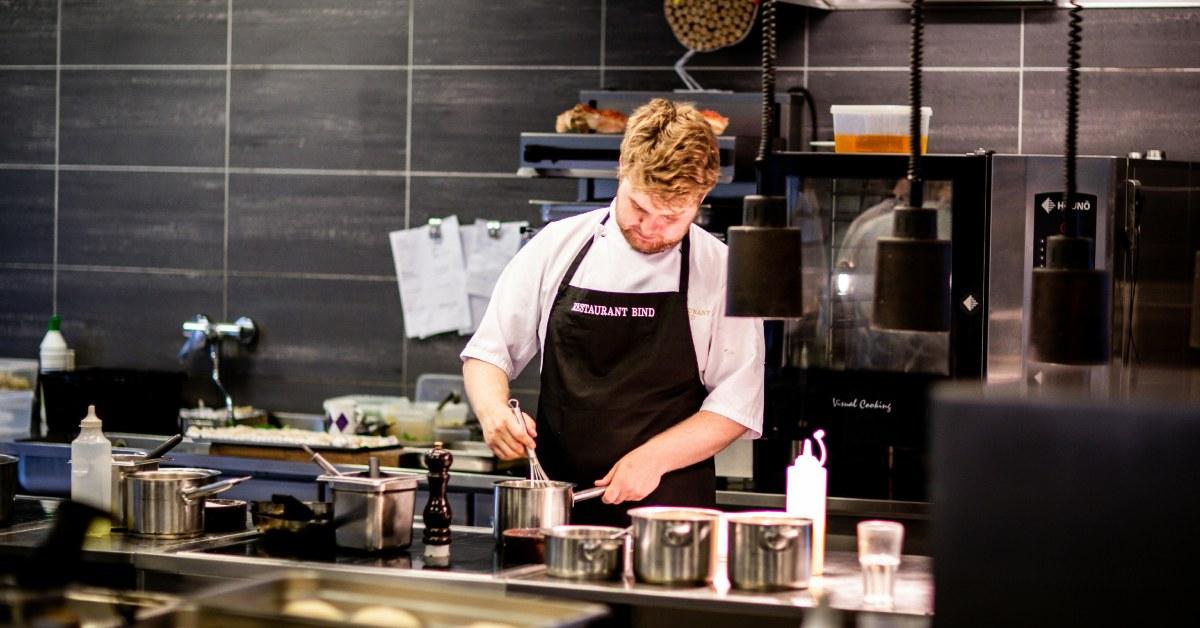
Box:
[110, 453, 160, 529]
[125, 468, 249, 538]
[492, 480, 605, 540]
[0, 454, 16, 526]
[726, 512, 812, 590]
[629, 506, 722, 586]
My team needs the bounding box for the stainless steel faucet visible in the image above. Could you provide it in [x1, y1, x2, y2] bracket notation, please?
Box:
[180, 314, 257, 423]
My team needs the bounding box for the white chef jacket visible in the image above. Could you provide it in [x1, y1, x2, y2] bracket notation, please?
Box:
[460, 204, 765, 438]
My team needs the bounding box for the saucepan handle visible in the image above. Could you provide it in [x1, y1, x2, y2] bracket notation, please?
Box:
[573, 487, 606, 503]
[181, 476, 250, 503]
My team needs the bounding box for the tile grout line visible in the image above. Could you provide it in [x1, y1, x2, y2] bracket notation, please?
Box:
[402, 0, 416, 391]
[1018, 8, 1025, 154]
[803, 8, 809, 89]
[52, 0, 62, 314]
[599, 0, 607, 89]
[223, 0, 233, 320]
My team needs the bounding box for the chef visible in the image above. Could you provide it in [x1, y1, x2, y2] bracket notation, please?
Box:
[461, 98, 765, 525]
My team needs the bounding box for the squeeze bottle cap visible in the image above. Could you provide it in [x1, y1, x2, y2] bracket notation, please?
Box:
[80, 405, 102, 429]
[794, 429, 828, 467]
[47, 315, 61, 332]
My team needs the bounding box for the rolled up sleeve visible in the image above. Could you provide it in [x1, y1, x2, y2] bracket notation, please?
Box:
[699, 291, 765, 439]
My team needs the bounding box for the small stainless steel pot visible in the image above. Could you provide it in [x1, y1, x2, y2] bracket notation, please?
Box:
[204, 498, 248, 533]
[0, 454, 16, 527]
[318, 470, 419, 551]
[545, 525, 627, 580]
[110, 453, 161, 529]
[629, 506, 722, 586]
[492, 480, 605, 540]
[125, 468, 249, 538]
[726, 512, 813, 591]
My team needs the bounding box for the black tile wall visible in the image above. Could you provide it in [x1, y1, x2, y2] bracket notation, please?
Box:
[228, 173, 405, 276]
[58, 171, 225, 269]
[0, 0, 57, 65]
[225, 275, 404, 386]
[233, 0, 408, 66]
[56, 269, 223, 370]
[407, 175, 576, 227]
[1022, 71, 1200, 158]
[229, 70, 406, 170]
[0, 169, 54, 264]
[804, 70, 1021, 153]
[413, 0, 599, 66]
[809, 9, 1021, 68]
[1025, 8, 1200, 69]
[0, 268, 52, 359]
[0, 70, 55, 163]
[61, 0, 227, 65]
[59, 70, 226, 166]
[410, 69, 599, 173]
[4, 2, 1200, 415]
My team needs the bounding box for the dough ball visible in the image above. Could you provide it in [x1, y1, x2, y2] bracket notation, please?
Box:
[283, 598, 345, 621]
[349, 605, 422, 627]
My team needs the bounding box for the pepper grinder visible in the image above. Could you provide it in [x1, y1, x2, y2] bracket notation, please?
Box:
[423, 441, 453, 567]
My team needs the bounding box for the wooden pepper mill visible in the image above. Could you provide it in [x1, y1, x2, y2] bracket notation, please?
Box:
[422, 441, 453, 567]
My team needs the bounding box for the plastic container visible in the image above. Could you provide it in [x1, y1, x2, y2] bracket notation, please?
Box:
[382, 401, 435, 445]
[39, 315, 70, 373]
[831, 105, 931, 154]
[415, 374, 471, 427]
[71, 404, 112, 536]
[786, 429, 827, 576]
[0, 358, 37, 440]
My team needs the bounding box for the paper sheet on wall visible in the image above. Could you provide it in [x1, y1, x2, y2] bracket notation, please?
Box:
[389, 215, 472, 339]
[458, 219, 527, 335]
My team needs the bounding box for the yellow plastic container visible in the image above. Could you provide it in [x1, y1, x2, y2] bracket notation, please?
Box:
[831, 105, 931, 154]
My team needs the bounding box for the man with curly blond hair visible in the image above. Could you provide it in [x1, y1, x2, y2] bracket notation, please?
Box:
[462, 99, 764, 525]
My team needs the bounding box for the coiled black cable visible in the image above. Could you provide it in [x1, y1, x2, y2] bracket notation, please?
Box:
[1064, 0, 1083, 237]
[756, 0, 777, 193]
[908, 0, 925, 209]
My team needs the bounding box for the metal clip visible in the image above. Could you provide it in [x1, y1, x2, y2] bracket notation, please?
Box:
[486, 220, 502, 239]
[428, 217, 442, 240]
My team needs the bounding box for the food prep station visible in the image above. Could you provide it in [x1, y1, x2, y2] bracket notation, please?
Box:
[0, 490, 932, 627]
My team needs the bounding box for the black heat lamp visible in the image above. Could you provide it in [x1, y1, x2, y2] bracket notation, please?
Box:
[1030, 1, 1111, 365]
[727, 195, 803, 318]
[871, 0, 952, 333]
[726, 0, 803, 319]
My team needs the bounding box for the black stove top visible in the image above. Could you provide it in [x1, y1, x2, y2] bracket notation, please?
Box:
[200, 528, 521, 574]
[1, 498, 57, 530]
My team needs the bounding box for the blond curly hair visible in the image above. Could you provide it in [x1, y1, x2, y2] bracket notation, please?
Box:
[618, 98, 720, 204]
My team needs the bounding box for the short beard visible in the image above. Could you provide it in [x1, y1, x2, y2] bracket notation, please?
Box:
[619, 224, 684, 254]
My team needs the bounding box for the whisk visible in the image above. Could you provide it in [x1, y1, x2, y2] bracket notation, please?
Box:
[509, 399, 551, 483]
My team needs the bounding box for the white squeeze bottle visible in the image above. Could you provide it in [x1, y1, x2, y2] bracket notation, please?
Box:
[787, 429, 827, 575]
[71, 405, 112, 536]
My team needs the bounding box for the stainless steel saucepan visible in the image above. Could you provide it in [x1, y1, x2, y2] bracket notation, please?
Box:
[492, 480, 605, 540]
[124, 468, 249, 538]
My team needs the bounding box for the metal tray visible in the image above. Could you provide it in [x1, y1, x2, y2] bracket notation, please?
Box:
[184, 570, 606, 627]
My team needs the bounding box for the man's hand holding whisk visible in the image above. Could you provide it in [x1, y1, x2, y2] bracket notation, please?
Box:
[477, 397, 538, 461]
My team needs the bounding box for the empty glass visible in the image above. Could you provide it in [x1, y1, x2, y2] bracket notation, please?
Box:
[857, 520, 904, 608]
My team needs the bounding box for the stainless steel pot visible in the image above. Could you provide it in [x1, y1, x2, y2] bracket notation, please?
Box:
[0, 454, 16, 527]
[726, 512, 813, 591]
[318, 470, 418, 551]
[545, 525, 627, 580]
[125, 468, 249, 538]
[492, 480, 605, 540]
[629, 506, 722, 586]
[110, 453, 160, 529]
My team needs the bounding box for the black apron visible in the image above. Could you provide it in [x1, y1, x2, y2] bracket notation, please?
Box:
[536, 215, 715, 527]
